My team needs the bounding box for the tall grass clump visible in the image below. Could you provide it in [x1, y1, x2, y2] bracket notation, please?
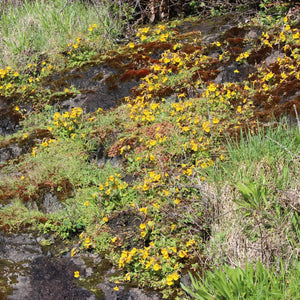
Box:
[0, 0, 132, 68]
[182, 119, 300, 299]
[181, 261, 300, 300]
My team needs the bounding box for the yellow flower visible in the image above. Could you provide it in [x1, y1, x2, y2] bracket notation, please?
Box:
[190, 140, 198, 151]
[161, 248, 169, 259]
[141, 27, 150, 33]
[201, 162, 208, 169]
[159, 33, 168, 42]
[163, 190, 170, 196]
[145, 258, 154, 269]
[113, 286, 119, 291]
[181, 126, 190, 132]
[202, 121, 210, 133]
[147, 220, 155, 227]
[99, 184, 104, 190]
[285, 24, 291, 31]
[84, 201, 89, 206]
[207, 83, 216, 92]
[102, 216, 109, 222]
[111, 237, 117, 243]
[71, 248, 77, 257]
[124, 273, 131, 281]
[85, 237, 92, 249]
[153, 202, 160, 209]
[32, 147, 37, 157]
[262, 84, 269, 91]
[166, 278, 173, 286]
[139, 207, 148, 214]
[141, 231, 146, 237]
[74, 271, 80, 278]
[237, 106, 242, 114]
[186, 239, 196, 247]
[280, 32, 286, 42]
[174, 198, 180, 205]
[263, 72, 274, 82]
[128, 42, 135, 48]
[149, 140, 156, 146]
[14, 106, 20, 111]
[170, 246, 177, 253]
[178, 250, 187, 258]
[140, 223, 146, 230]
[166, 273, 179, 286]
[153, 263, 161, 271]
[293, 32, 299, 40]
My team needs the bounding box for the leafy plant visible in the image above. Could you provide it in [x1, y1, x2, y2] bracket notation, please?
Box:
[181, 261, 300, 300]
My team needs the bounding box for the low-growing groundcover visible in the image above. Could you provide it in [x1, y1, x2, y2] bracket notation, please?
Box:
[0, 1, 300, 299]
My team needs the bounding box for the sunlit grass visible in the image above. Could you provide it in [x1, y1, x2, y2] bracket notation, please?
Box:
[0, 0, 130, 68]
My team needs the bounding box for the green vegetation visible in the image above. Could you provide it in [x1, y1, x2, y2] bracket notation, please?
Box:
[0, 0, 132, 68]
[181, 261, 300, 299]
[0, 0, 299, 299]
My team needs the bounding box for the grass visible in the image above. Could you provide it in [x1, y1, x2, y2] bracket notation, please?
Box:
[0, 0, 131, 68]
[181, 260, 300, 299]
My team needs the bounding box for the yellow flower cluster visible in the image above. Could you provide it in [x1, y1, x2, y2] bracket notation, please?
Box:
[254, 50, 300, 94]
[135, 169, 167, 192]
[117, 239, 196, 286]
[260, 16, 300, 49]
[0, 66, 12, 79]
[99, 173, 128, 198]
[127, 96, 161, 123]
[41, 138, 56, 148]
[136, 24, 173, 44]
[88, 23, 98, 32]
[235, 50, 250, 63]
[52, 107, 83, 136]
[66, 36, 83, 55]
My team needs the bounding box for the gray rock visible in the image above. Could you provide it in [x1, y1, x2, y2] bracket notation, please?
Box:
[42, 192, 64, 213]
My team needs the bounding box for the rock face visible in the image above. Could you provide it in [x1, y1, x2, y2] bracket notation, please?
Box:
[0, 233, 94, 299]
[50, 64, 139, 113]
[0, 233, 162, 300]
[0, 107, 22, 136]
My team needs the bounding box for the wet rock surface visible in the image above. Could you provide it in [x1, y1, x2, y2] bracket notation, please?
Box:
[0, 233, 162, 300]
[0, 233, 93, 299]
[50, 64, 139, 113]
[0, 107, 23, 136]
